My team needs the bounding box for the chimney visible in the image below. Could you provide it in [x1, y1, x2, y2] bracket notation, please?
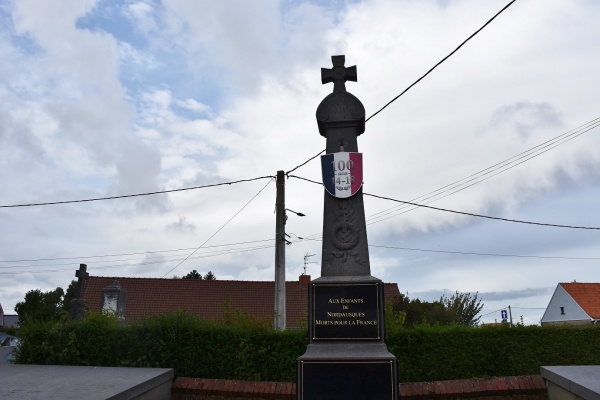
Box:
[299, 274, 311, 287]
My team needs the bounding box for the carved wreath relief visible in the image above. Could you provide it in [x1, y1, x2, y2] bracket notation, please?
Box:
[327, 202, 368, 269]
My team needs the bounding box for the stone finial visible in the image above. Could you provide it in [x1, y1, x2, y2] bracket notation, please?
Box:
[316, 55, 365, 137]
[321, 55, 357, 93]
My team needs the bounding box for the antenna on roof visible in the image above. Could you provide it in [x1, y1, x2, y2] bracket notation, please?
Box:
[303, 253, 316, 275]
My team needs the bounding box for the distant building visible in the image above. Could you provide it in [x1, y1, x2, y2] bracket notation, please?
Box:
[0, 303, 19, 330]
[0, 303, 20, 365]
[83, 275, 401, 328]
[541, 282, 600, 326]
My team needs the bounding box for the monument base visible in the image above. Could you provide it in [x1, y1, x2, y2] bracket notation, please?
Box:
[298, 276, 399, 399]
[298, 343, 398, 400]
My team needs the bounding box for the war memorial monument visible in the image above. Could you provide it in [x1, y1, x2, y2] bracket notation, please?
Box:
[297, 55, 399, 400]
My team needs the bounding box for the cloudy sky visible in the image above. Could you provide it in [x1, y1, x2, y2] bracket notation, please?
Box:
[1, 0, 600, 326]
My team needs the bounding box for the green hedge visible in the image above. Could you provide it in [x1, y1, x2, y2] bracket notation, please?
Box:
[14, 313, 600, 382]
[388, 324, 600, 381]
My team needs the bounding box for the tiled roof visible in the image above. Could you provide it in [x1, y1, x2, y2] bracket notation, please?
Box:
[84, 276, 401, 328]
[560, 282, 600, 319]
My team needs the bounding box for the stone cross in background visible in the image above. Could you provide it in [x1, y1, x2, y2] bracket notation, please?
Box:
[75, 263, 89, 298]
[297, 55, 399, 400]
[69, 263, 89, 320]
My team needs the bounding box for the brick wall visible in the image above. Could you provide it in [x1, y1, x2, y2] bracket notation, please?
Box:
[172, 375, 547, 399]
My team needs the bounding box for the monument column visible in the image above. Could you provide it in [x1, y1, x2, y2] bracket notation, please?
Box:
[297, 55, 398, 400]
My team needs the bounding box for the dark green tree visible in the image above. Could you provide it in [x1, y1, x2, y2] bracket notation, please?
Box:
[183, 270, 203, 279]
[391, 291, 481, 327]
[203, 271, 216, 280]
[182, 270, 216, 280]
[14, 287, 65, 324]
[62, 280, 78, 310]
[389, 293, 445, 326]
[440, 291, 483, 326]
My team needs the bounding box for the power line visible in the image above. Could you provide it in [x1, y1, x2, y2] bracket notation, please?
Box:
[287, 174, 600, 230]
[296, 237, 600, 261]
[0, 243, 276, 275]
[0, 242, 276, 270]
[366, 0, 518, 122]
[0, 176, 274, 208]
[160, 178, 274, 278]
[0, 239, 274, 264]
[285, 149, 325, 177]
[364, 192, 600, 230]
[366, 117, 600, 224]
[368, 244, 600, 260]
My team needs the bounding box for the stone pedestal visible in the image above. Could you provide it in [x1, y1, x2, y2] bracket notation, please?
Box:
[298, 276, 398, 399]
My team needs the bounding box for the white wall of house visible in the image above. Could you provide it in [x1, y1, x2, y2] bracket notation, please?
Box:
[541, 284, 591, 325]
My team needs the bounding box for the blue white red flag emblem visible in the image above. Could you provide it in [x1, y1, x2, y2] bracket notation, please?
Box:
[321, 152, 363, 198]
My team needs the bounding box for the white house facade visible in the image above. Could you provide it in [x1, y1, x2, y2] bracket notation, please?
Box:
[541, 283, 600, 326]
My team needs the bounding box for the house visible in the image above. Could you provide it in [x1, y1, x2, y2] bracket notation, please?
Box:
[83, 275, 401, 328]
[0, 303, 19, 330]
[541, 282, 600, 326]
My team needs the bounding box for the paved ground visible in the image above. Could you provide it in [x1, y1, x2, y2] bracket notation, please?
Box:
[0, 364, 174, 400]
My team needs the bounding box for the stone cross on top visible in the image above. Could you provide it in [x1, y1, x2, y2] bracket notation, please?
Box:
[75, 263, 89, 299]
[321, 55, 357, 93]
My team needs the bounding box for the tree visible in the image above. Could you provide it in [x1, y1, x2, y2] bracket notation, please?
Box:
[183, 270, 203, 279]
[390, 291, 483, 327]
[390, 293, 449, 327]
[63, 280, 78, 309]
[440, 291, 483, 326]
[15, 287, 65, 325]
[203, 271, 216, 280]
[182, 270, 216, 280]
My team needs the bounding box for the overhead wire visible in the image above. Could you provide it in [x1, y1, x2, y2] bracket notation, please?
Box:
[363, 192, 600, 230]
[0, 243, 276, 275]
[287, 174, 600, 230]
[368, 244, 600, 260]
[285, 149, 325, 177]
[294, 237, 600, 261]
[0, 239, 274, 264]
[0, 176, 275, 208]
[0, 242, 276, 270]
[160, 178, 274, 278]
[366, 0, 518, 122]
[366, 117, 600, 224]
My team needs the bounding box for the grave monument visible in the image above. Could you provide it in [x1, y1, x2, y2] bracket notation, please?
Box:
[297, 56, 399, 399]
[68, 263, 89, 320]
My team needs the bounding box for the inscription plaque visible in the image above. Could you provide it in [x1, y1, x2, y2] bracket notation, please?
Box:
[300, 360, 395, 400]
[312, 283, 381, 340]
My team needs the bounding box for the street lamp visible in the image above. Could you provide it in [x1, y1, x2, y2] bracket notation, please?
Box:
[286, 208, 306, 218]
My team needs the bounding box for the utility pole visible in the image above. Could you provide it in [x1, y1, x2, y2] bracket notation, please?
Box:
[274, 170, 286, 331]
[508, 305, 513, 328]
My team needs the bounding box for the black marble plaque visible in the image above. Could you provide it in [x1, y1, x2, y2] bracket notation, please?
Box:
[312, 283, 381, 340]
[300, 360, 395, 400]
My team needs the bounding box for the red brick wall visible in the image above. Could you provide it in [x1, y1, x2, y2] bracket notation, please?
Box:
[172, 375, 547, 399]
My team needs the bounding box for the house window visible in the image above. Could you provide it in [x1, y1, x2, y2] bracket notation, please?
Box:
[560, 307, 565, 315]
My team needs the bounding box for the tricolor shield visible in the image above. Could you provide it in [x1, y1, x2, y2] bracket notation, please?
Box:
[321, 152, 363, 198]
